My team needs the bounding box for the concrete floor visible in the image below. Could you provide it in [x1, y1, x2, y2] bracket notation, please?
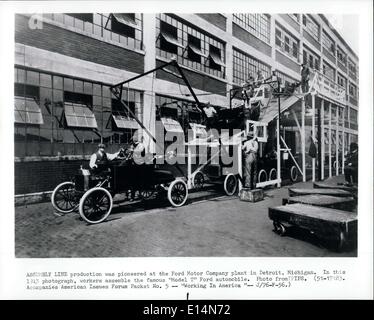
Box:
[15, 175, 357, 257]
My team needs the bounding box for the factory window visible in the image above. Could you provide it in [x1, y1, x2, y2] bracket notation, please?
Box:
[208, 44, 225, 71]
[348, 82, 357, 98]
[156, 14, 226, 78]
[159, 20, 183, 54]
[303, 47, 320, 70]
[65, 13, 93, 23]
[288, 14, 300, 22]
[45, 13, 143, 50]
[232, 48, 271, 85]
[63, 91, 97, 128]
[322, 30, 335, 56]
[232, 14, 270, 43]
[111, 97, 138, 130]
[337, 73, 347, 89]
[109, 13, 138, 39]
[349, 108, 357, 124]
[337, 46, 347, 66]
[275, 24, 299, 61]
[348, 58, 357, 79]
[14, 84, 43, 125]
[302, 14, 320, 41]
[275, 71, 298, 89]
[322, 61, 335, 82]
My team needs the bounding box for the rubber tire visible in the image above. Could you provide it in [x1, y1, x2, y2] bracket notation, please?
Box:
[290, 165, 298, 182]
[258, 169, 268, 183]
[269, 168, 277, 181]
[79, 187, 113, 224]
[223, 174, 238, 196]
[192, 171, 204, 190]
[167, 180, 188, 207]
[51, 181, 78, 214]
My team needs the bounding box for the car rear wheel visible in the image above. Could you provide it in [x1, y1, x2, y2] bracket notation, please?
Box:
[192, 171, 204, 191]
[290, 165, 299, 182]
[258, 169, 268, 183]
[223, 174, 237, 196]
[51, 181, 79, 214]
[79, 187, 113, 224]
[167, 180, 188, 207]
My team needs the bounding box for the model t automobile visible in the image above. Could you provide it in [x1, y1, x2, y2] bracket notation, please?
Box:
[51, 151, 188, 224]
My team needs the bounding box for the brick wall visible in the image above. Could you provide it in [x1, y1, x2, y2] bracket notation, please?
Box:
[196, 14, 227, 31]
[14, 159, 193, 195]
[232, 23, 272, 57]
[15, 15, 144, 74]
[155, 60, 227, 97]
[15, 159, 89, 194]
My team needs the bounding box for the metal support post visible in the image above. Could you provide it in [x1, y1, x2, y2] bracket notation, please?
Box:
[329, 102, 332, 178]
[321, 100, 325, 180]
[312, 94, 316, 182]
[301, 96, 306, 182]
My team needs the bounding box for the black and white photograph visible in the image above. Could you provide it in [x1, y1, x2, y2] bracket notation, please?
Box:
[0, 0, 372, 301]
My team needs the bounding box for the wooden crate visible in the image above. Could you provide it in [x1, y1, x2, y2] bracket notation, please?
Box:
[268, 203, 357, 251]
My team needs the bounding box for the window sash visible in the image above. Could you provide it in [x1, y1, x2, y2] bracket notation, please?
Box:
[64, 102, 97, 128]
[14, 96, 44, 125]
[159, 32, 184, 48]
[112, 114, 139, 129]
[111, 13, 139, 29]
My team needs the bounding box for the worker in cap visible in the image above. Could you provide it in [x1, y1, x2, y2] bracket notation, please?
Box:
[89, 142, 122, 171]
[242, 131, 259, 189]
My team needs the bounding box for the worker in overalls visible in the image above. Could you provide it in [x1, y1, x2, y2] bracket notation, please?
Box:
[242, 132, 259, 189]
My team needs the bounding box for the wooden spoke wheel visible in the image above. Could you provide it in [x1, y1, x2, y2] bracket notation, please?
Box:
[290, 165, 298, 182]
[79, 187, 113, 224]
[192, 171, 204, 191]
[51, 181, 79, 214]
[139, 189, 155, 200]
[258, 169, 268, 183]
[223, 174, 238, 196]
[167, 180, 188, 207]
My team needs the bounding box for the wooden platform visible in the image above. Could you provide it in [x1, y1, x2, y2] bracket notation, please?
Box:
[282, 195, 356, 212]
[268, 203, 357, 251]
[289, 188, 352, 198]
[313, 182, 358, 193]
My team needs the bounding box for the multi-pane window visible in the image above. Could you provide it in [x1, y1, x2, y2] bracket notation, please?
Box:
[348, 82, 358, 98]
[232, 49, 271, 85]
[349, 108, 358, 124]
[14, 67, 143, 157]
[303, 48, 320, 71]
[275, 70, 298, 88]
[111, 90, 141, 131]
[337, 73, 347, 89]
[43, 13, 143, 50]
[156, 14, 226, 78]
[288, 14, 300, 22]
[323, 61, 335, 82]
[232, 14, 271, 43]
[337, 46, 347, 66]
[275, 25, 299, 61]
[348, 57, 357, 79]
[302, 14, 320, 41]
[322, 30, 335, 56]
